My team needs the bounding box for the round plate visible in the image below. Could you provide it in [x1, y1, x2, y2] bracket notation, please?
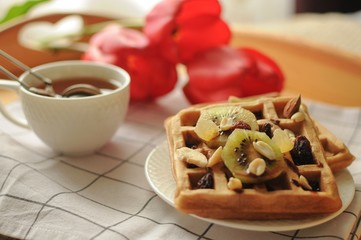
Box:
[145, 141, 355, 232]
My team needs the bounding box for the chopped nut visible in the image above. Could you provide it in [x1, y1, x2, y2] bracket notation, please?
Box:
[247, 158, 266, 176]
[253, 141, 276, 160]
[194, 119, 219, 141]
[299, 175, 312, 190]
[207, 146, 222, 167]
[227, 177, 243, 190]
[291, 112, 305, 122]
[176, 147, 208, 167]
[219, 117, 233, 131]
[283, 95, 301, 118]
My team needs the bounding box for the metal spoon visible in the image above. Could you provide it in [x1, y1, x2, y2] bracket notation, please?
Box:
[61, 83, 102, 98]
[0, 50, 102, 98]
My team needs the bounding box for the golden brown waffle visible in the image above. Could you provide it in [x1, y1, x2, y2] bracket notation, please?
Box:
[230, 95, 355, 173]
[312, 120, 355, 173]
[165, 96, 343, 219]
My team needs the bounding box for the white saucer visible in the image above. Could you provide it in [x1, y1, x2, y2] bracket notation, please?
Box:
[145, 141, 355, 232]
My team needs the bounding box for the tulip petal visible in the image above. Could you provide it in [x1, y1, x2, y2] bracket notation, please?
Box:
[176, 0, 222, 24]
[82, 24, 178, 101]
[238, 48, 285, 96]
[144, 0, 230, 63]
[176, 18, 231, 63]
[186, 46, 254, 91]
[183, 46, 284, 104]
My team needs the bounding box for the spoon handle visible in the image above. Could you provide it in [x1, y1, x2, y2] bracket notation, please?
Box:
[0, 49, 52, 85]
[0, 65, 31, 90]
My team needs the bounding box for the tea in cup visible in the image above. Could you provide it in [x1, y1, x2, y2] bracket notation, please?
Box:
[0, 60, 130, 156]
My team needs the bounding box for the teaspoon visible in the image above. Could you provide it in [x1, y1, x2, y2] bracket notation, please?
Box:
[0, 50, 102, 98]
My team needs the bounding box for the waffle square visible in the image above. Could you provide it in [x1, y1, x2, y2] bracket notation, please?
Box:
[313, 120, 355, 173]
[165, 96, 344, 219]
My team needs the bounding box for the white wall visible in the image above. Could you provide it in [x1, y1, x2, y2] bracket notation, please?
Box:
[220, 0, 295, 24]
[1, 0, 295, 24]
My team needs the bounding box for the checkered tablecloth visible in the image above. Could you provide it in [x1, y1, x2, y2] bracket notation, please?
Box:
[0, 89, 360, 240]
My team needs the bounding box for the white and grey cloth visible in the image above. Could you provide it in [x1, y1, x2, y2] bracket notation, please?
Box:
[0, 90, 360, 240]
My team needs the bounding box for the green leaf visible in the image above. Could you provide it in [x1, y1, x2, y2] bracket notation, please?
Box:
[0, 0, 50, 24]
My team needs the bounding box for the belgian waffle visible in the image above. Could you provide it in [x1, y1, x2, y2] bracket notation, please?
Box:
[230, 95, 355, 173]
[313, 120, 355, 173]
[164, 96, 343, 219]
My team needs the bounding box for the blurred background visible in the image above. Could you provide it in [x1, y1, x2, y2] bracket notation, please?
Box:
[0, 0, 361, 25]
[1, 0, 361, 56]
[1, 0, 361, 106]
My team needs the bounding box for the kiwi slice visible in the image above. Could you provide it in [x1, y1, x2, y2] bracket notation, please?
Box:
[222, 129, 285, 184]
[196, 105, 258, 148]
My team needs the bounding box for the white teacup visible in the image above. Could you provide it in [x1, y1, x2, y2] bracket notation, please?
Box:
[0, 60, 130, 156]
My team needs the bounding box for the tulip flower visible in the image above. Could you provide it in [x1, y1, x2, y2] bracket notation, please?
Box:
[143, 0, 231, 64]
[82, 24, 178, 101]
[81, 0, 284, 103]
[239, 47, 284, 97]
[183, 46, 284, 104]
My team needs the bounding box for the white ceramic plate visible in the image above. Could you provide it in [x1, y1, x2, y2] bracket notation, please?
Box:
[145, 141, 355, 232]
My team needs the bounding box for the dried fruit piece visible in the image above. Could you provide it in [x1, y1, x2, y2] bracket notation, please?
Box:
[197, 171, 214, 189]
[283, 95, 301, 118]
[291, 136, 314, 165]
[194, 119, 219, 141]
[260, 122, 273, 138]
[176, 147, 208, 167]
[272, 129, 294, 153]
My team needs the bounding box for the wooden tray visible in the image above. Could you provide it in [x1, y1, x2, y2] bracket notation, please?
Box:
[231, 26, 361, 107]
[0, 13, 113, 77]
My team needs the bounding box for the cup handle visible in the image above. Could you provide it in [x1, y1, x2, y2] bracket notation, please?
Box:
[0, 80, 30, 128]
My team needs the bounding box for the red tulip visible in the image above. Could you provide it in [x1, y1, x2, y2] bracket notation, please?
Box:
[183, 46, 284, 104]
[143, 0, 231, 64]
[239, 47, 284, 97]
[82, 24, 178, 101]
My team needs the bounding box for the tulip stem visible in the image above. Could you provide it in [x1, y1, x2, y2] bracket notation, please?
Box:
[82, 18, 144, 35]
[46, 42, 89, 53]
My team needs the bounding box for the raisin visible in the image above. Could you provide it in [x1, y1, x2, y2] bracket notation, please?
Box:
[254, 111, 263, 120]
[234, 121, 251, 130]
[291, 135, 314, 165]
[260, 122, 273, 138]
[222, 121, 251, 136]
[196, 172, 214, 189]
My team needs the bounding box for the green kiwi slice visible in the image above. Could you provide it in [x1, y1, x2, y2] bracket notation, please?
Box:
[197, 105, 258, 148]
[222, 129, 285, 184]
